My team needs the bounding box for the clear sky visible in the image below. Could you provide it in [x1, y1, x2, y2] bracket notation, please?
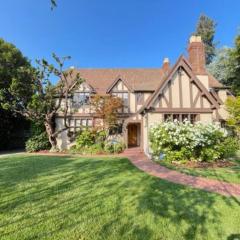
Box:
[0, 0, 239, 70]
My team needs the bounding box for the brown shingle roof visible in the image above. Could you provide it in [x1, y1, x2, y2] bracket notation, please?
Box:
[66, 59, 224, 93]
[70, 68, 165, 93]
[208, 74, 223, 88]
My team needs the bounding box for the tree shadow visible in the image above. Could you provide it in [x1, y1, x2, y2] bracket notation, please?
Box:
[137, 175, 240, 239]
[0, 155, 239, 239]
[227, 234, 240, 240]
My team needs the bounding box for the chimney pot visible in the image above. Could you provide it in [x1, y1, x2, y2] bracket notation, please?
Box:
[162, 58, 170, 72]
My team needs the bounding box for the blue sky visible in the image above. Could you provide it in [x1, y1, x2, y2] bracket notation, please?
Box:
[0, 0, 239, 70]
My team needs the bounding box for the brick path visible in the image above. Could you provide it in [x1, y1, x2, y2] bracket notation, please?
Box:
[121, 148, 240, 198]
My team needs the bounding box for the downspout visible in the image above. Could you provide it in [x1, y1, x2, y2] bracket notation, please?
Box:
[145, 111, 150, 157]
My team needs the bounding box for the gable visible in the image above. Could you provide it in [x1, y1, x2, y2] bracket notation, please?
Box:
[143, 56, 219, 113]
[108, 78, 130, 93]
[152, 68, 211, 109]
[75, 82, 94, 92]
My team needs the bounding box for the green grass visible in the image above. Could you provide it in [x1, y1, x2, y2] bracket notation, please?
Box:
[158, 159, 240, 184]
[0, 155, 240, 240]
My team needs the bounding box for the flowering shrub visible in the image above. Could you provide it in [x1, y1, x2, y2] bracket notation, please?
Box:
[150, 120, 238, 162]
[73, 128, 125, 154]
[104, 141, 125, 154]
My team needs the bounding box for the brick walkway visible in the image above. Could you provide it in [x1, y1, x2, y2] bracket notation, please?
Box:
[121, 148, 240, 198]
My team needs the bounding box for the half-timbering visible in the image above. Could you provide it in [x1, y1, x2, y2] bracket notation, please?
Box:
[55, 36, 231, 154]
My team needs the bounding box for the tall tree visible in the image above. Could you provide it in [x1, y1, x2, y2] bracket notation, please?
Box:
[207, 47, 236, 86]
[195, 14, 217, 64]
[1, 51, 83, 151]
[0, 38, 35, 111]
[230, 35, 240, 95]
[0, 38, 34, 150]
[50, 0, 57, 10]
[226, 96, 240, 135]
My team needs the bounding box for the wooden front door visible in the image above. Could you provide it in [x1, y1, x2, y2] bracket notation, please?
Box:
[128, 124, 138, 147]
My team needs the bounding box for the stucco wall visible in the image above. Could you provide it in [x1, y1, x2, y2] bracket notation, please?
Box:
[199, 113, 212, 123]
[55, 118, 70, 150]
[217, 90, 229, 120]
[143, 113, 163, 154]
[129, 92, 136, 113]
[196, 75, 209, 89]
[181, 71, 191, 107]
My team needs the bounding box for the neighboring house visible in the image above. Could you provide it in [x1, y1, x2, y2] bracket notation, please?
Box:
[56, 36, 231, 154]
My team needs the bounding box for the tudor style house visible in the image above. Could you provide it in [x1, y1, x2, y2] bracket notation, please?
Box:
[56, 36, 230, 154]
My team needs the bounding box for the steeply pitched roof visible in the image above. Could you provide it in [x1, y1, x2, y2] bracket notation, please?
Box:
[208, 74, 223, 88]
[68, 68, 165, 93]
[140, 55, 220, 112]
[66, 57, 224, 94]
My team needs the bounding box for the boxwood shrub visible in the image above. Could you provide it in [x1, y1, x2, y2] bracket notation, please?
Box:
[25, 132, 51, 152]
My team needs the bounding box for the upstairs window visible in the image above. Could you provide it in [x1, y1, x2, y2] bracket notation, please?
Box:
[73, 92, 90, 107]
[164, 114, 199, 124]
[136, 93, 144, 105]
[112, 92, 129, 113]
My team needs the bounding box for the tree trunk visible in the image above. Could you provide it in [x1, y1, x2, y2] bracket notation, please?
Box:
[44, 115, 58, 152]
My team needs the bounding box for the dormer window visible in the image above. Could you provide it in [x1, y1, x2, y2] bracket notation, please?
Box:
[112, 92, 129, 113]
[73, 92, 90, 107]
[136, 93, 144, 105]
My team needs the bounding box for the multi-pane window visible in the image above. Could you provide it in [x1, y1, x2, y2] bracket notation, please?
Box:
[73, 92, 90, 107]
[164, 114, 199, 124]
[69, 118, 93, 132]
[109, 123, 123, 135]
[112, 92, 129, 113]
[136, 93, 144, 105]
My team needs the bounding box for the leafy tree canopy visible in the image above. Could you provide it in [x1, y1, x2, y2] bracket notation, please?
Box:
[1, 46, 83, 150]
[207, 47, 236, 86]
[51, 0, 57, 10]
[195, 14, 217, 65]
[230, 35, 240, 95]
[91, 94, 123, 130]
[0, 38, 35, 113]
[207, 34, 240, 95]
[226, 96, 240, 135]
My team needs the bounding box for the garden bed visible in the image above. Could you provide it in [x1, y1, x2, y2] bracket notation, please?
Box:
[172, 159, 236, 168]
[158, 158, 240, 184]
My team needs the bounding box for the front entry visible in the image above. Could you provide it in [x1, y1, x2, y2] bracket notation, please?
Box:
[128, 123, 140, 147]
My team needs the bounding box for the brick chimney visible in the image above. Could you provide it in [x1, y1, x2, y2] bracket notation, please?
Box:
[162, 58, 170, 73]
[188, 36, 206, 75]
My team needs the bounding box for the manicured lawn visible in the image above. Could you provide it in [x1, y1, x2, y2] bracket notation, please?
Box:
[0, 155, 240, 240]
[158, 159, 240, 184]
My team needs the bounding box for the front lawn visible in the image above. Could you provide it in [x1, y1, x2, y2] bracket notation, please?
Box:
[158, 158, 240, 184]
[0, 155, 240, 240]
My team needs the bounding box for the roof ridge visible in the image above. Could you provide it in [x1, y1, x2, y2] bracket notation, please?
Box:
[73, 67, 163, 70]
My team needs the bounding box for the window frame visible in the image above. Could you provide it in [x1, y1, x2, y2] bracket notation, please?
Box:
[163, 113, 199, 124]
[72, 91, 91, 108]
[136, 92, 144, 105]
[112, 91, 129, 113]
[69, 118, 93, 133]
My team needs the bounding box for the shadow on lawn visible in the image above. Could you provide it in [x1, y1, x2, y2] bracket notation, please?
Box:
[0, 155, 239, 239]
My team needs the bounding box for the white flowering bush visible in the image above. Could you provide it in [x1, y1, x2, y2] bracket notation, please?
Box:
[149, 120, 238, 162]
